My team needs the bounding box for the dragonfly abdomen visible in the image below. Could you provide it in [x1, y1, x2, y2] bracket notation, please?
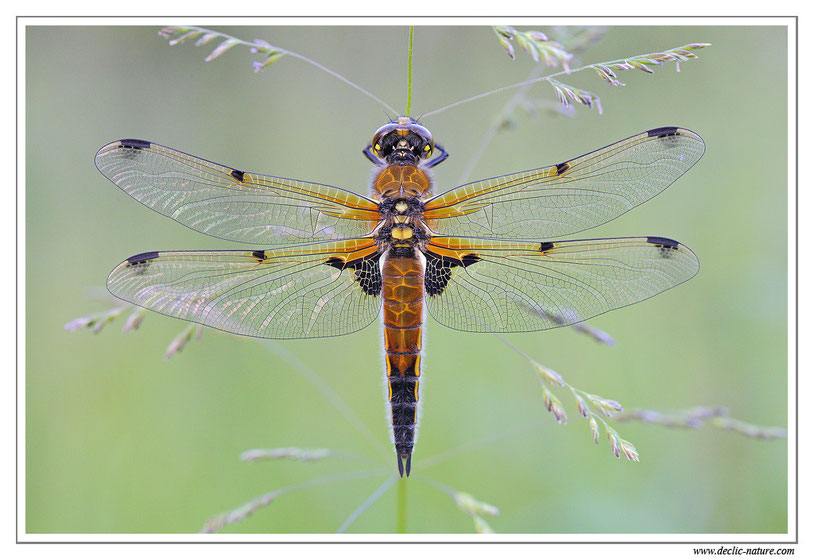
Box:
[381, 251, 425, 477]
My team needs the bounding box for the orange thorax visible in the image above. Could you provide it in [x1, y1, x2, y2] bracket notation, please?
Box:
[372, 165, 432, 199]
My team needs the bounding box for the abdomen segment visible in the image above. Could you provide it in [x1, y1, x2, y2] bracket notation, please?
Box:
[381, 252, 425, 477]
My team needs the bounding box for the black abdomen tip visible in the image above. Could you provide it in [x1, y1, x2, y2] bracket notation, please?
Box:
[397, 452, 412, 477]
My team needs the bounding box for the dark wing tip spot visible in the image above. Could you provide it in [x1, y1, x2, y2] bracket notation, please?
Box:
[647, 237, 682, 258]
[126, 251, 159, 265]
[555, 162, 570, 175]
[647, 126, 679, 138]
[646, 236, 680, 248]
[231, 169, 245, 182]
[119, 139, 152, 150]
[540, 242, 555, 252]
[251, 250, 266, 261]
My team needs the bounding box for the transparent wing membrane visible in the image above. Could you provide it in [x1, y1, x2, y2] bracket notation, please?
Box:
[424, 128, 704, 240]
[95, 140, 380, 245]
[107, 240, 382, 339]
[423, 236, 699, 333]
[100, 128, 703, 338]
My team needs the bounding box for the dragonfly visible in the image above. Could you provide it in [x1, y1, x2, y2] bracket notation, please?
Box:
[95, 118, 704, 477]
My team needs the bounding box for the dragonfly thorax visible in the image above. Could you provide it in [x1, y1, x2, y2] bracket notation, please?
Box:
[378, 196, 424, 216]
[390, 224, 414, 240]
[373, 201, 431, 253]
[372, 165, 433, 199]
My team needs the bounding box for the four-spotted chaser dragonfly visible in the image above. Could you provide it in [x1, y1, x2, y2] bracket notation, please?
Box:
[95, 118, 704, 476]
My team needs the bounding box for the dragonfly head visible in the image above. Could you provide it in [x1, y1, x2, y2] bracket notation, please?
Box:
[370, 117, 435, 165]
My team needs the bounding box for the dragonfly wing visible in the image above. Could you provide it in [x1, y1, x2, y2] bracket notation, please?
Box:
[95, 140, 380, 245]
[422, 236, 699, 333]
[424, 127, 704, 239]
[107, 240, 383, 339]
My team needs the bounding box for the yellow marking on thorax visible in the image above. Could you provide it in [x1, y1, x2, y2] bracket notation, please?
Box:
[391, 226, 413, 240]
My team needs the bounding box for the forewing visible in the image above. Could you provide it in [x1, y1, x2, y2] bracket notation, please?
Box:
[107, 240, 382, 339]
[95, 140, 380, 245]
[423, 128, 704, 239]
[423, 236, 698, 333]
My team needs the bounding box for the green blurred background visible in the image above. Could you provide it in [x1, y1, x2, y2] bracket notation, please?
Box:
[26, 25, 789, 534]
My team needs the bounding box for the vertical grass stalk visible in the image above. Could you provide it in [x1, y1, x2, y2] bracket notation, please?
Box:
[396, 475, 408, 533]
[406, 26, 414, 117]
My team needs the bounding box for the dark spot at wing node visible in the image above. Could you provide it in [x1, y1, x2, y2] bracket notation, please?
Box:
[555, 162, 570, 175]
[231, 169, 245, 182]
[646, 236, 680, 258]
[119, 139, 151, 150]
[540, 242, 555, 253]
[126, 251, 159, 265]
[324, 253, 382, 296]
[251, 250, 266, 261]
[424, 251, 480, 297]
[647, 126, 679, 138]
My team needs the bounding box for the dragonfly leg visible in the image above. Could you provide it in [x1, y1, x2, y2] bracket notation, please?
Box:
[362, 144, 381, 165]
[424, 143, 449, 168]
